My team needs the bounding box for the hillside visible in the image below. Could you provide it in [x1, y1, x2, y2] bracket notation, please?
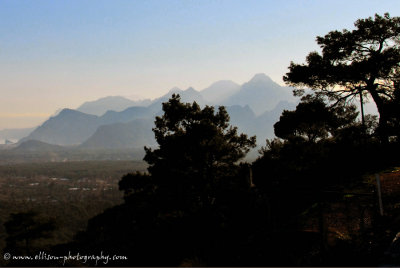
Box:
[21, 109, 100, 146]
[14, 139, 65, 152]
[80, 118, 155, 149]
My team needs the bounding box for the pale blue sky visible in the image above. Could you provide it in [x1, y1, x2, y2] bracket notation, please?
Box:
[1, 0, 399, 128]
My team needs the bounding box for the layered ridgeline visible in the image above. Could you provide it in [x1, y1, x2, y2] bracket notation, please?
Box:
[77, 96, 152, 116]
[223, 73, 294, 115]
[15, 74, 297, 155]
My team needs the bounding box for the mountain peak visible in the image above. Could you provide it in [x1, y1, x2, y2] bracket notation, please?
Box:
[207, 80, 239, 88]
[58, 108, 78, 115]
[200, 80, 241, 104]
[185, 87, 197, 93]
[58, 108, 93, 116]
[249, 73, 273, 83]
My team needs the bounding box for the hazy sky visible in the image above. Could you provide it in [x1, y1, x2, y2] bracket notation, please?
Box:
[1, 0, 399, 129]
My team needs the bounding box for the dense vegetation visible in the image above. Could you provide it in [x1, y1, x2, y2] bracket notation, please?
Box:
[2, 12, 400, 266]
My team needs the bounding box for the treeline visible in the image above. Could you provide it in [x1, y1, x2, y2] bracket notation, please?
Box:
[2, 12, 400, 266]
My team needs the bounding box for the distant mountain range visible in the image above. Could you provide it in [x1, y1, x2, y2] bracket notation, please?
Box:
[201, 80, 241, 104]
[80, 118, 156, 149]
[20, 109, 100, 145]
[77, 96, 152, 116]
[13, 139, 64, 152]
[12, 73, 299, 156]
[222, 73, 294, 115]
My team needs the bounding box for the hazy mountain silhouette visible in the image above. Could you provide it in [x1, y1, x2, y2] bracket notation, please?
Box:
[201, 80, 241, 104]
[20, 106, 155, 146]
[223, 73, 295, 115]
[148, 87, 207, 112]
[77, 96, 151, 116]
[77, 102, 293, 153]
[225, 105, 257, 136]
[225, 100, 298, 144]
[85, 87, 208, 149]
[80, 118, 155, 149]
[14, 139, 65, 152]
[100, 106, 154, 125]
[20, 109, 101, 145]
[253, 100, 298, 139]
[16, 74, 299, 153]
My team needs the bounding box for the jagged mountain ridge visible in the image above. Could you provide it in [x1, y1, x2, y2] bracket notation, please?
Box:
[148, 87, 208, 112]
[21, 105, 156, 146]
[19, 74, 298, 150]
[222, 73, 295, 115]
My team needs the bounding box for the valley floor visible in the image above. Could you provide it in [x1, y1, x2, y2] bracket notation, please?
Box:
[0, 160, 146, 262]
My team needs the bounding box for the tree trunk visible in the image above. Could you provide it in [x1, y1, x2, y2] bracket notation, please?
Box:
[367, 83, 389, 142]
[359, 90, 365, 128]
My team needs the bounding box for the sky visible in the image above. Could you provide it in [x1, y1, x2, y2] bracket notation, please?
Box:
[1, 0, 399, 129]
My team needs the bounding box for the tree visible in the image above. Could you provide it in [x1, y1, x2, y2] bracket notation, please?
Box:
[274, 95, 359, 143]
[385, 87, 400, 140]
[283, 13, 400, 139]
[74, 95, 259, 266]
[144, 94, 256, 210]
[119, 172, 153, 200]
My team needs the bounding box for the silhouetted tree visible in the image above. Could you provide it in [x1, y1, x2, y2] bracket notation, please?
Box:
[73, 95, 259, 266]
[283, 13, 400, 140]
[119, 172, 153, 200]
[274, 95, 359, 143]
[144, 94, 256, 211]
[257, 93, 377, 191]
[385, 86, 400, 140]
[254, 94, 370, 234]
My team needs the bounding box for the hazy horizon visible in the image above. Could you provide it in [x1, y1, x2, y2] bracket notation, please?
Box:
[1, 0, 399, 129]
